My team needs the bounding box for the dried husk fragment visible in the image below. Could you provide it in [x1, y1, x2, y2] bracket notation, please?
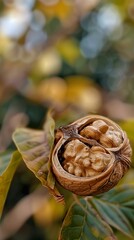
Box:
[51, 115, 132, 196]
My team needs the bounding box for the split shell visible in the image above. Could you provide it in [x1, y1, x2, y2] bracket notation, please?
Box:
[51, 115, 132, 196]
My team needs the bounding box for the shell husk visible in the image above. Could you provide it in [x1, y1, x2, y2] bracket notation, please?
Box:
[51, 115, 132, 196]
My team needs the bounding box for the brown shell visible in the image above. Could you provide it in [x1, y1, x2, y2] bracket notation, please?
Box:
[51, 115, 132, 196]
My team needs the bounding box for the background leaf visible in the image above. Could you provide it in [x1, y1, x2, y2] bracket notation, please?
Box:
[60, 184, 134, 240]
[120, 120, 134, 141]
[90, 185, 134, 239]
[120, 120, 134, 164]
[0, 151, 21, 217]
[59, 198, 116, 240]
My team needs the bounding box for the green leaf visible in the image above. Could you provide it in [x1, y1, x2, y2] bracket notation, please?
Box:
[90, 185, 134, 238]
[12, 115, 64, 202]
[60, 185, 134, 240]
[59, 198, 116, 240]
[0, 151, 21, 217]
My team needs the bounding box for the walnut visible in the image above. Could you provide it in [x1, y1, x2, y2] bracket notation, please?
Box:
[51, 115, 132, 196]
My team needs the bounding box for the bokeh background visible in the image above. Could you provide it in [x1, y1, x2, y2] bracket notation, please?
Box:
[0, 0, 134, 239]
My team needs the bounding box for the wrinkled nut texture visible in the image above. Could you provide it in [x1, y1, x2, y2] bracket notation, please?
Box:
[51, 115, 132, 196]
[62, 140, 111, 177]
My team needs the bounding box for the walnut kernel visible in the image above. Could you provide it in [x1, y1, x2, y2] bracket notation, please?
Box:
[62, 140, 111, 177]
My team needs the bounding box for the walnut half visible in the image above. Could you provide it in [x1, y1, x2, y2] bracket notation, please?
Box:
[51, 115, 132, 196]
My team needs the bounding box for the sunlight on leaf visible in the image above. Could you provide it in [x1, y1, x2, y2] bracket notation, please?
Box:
[0, 151, 21, 217]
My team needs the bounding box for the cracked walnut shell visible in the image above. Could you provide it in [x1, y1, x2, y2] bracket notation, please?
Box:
[51, 115, 132, 196]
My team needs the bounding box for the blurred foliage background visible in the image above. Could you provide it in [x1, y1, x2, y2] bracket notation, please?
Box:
[0, 0, 134, 239]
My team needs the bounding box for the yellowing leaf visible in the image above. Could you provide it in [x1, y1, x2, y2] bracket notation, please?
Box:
[44, 110, 55, 148]
[0, 151, 21, 217]
[119, 119, 134, 164]
[12, 128, 49, 185]
[25, 77, 67, 107]
[34, 197, 65, 226]
[33, 49, 62, 77]
[112, 0, 134, 19]
[44, 110, 57, 190]
[12, 112, 64, 202]
[38, 0, 73, 20]
[66, 76, 102, 113]
[120, 119, 134, 141]
[120, 169, 134, 185]
[0, 35, 13, 56]
[57, 38, 80, 64]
